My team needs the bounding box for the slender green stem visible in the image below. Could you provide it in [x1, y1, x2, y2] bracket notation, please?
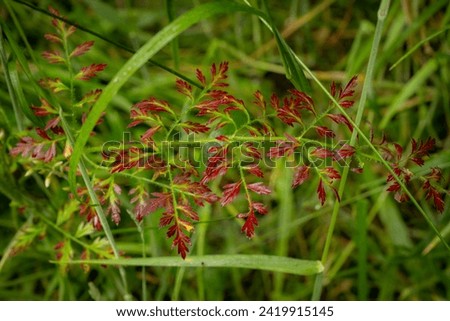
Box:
[311, 0, 391, 301]
[389, 25, 450, 71]
[59, 109, 130, 298]
[195, 201, 213, 300]
[273, 159, 294, 298]
[323, 0, 392, 266]
[39, 215, 108, 256]
[356, 199, 369, 300]
[166, 164, 188, 301]
[310, 0, 448, 299]
[238, 165, 251, 205]
[172, 267, 186, 300]
[166, 0, 180, 70]
[127, 208, 148, 300]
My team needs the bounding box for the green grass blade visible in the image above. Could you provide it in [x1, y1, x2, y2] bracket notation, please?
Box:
[423, 219, 450, 255]
[0, 22, 43, 125]
[378, 197, 414, 249]
[0, 27, 23, 131]
[7, 63, 34, 126]
[4, 0, 38, 66]
[389, 25, 450, 71]
[297, 57, 449, 254]
[376, 0, 448, 70]
[289, 1, 448, 254]
[261, 0, 311, 93]
[273, 30, 312, 94]
[57, 255, 324, 276]
[380, 59, 437, 129]
[68, 1, 266, 194]
[273, 160, 294, 298]
[356, 199, 369, 300]
[166, 0, 180, 70]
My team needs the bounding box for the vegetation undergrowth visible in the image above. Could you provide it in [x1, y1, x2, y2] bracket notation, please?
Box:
[0, 0, 449, 300]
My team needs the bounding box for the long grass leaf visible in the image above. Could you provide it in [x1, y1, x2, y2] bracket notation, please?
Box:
[389, 26, 450, 71]
[57, 255, 324, 276]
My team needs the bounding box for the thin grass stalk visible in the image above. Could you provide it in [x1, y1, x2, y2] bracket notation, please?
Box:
[172, 268, 186, 300]
[59, 112, 130, 299]
[195, 204, 212, 300]
[140, 227, 147, 301]
[356, 199, 369, 300]
[166, 0, 180, 70]
[311, 0, 391, 300]
[273, 160, 294, 298]
[325, 0, 391, 265]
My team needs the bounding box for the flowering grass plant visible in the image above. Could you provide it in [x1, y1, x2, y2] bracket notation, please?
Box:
[1, 0, 449, 300]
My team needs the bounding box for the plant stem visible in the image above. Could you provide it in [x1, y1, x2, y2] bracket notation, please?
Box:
[59, 109, 130, 299]
[166, 0, 180, 70]
[311, 0, 391, 300]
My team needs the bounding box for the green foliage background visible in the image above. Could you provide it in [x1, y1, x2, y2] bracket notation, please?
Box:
[0, 0, 449, 300]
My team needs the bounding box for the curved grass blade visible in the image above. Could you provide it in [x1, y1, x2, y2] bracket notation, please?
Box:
[56, 255, 324, 276]
[68, 2, 266, 194]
